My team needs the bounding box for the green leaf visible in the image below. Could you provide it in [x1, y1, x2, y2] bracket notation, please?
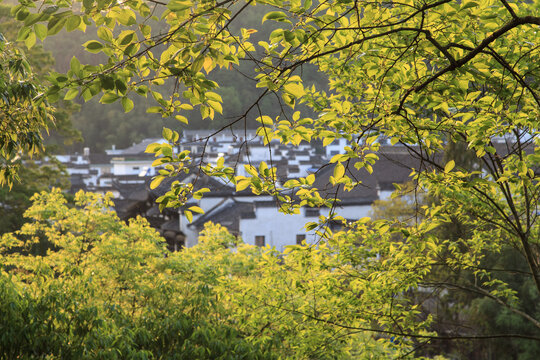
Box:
[175, 115, 188, 124]
[47, 16, 67, 36]
[322, 137, 334, 146]
[64, 88, 79, 101]
[333, 163, 345, 180]
[305, 222, 318, 231]
[118, 31, 135, 46]
[461, 1, 479, 10]
[115, 80, 127, 95]
[236, 179, 251, 192]
[262, 11, 289, 23]
[145, 143, 162, 153]
[24, 32, 36, 49]
[82, 0, 94, 11]
[70, 56, 81, 75]
[100, 92, 120, 104]
[66, 15, 81, 32]
[83, 40, 104, 53]
[162, 128, 173, 141]
[34, 24, 48, 41]
[147, 106, 162, 114]
[207, 100, 222, 114]
[121, 97, 134, 112]
[256, 116, 273, 126]
[97, 27, 113, 42]
[284, 82, 306, 98]
[191, 55, 204, 73]
[168, 0, 192, 12]
[16, 26, 31, 42]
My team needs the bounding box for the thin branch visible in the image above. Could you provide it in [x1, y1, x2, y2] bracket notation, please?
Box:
[499, 0, 518, 19]
[262, 303, 540, 342]
[422, 281, 540, 330]
[397, 15, 540, 112]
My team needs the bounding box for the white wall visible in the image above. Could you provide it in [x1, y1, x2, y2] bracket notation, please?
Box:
[325, 138, 348, 158]
[180, 212, 200, 247]
[111, 159, 154, 176]
[331, 204, 372, 219]
[239, 203, 373, 251]
[199, 197, 228, 212]
[379, 190, 393, 202]
[240, 207, 311, 251]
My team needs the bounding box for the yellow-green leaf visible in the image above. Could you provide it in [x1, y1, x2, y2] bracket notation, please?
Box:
[189, 206, 204, 214]
[121, 97, 134, 113]
[444, 160, 455, 173]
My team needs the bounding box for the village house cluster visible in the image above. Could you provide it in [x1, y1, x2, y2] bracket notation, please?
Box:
[55, 130, 422, 251]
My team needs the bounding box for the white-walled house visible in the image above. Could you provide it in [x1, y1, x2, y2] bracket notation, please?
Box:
[185, 194, 374, 251]
[239, 202, 371, 251]
[180, 145, 427, 250]
[54, 133, 429, 251]
[110, 156, 156, 176]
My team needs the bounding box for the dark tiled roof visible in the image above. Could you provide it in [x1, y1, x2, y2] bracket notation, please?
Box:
[89, 153, 114, 164]
[113, 182, 144, 199]
[146, 205, 161, 217]
[161, 218, 181, 232]
[148, 171, 235, 199]
[113, 198, 147, 220]
[117, 138, 163, 155]
[190, 200, 255, 232]
[374, 147, 432, 190]
[312, 164, 379, 204]
[312, 146, 434, 204]
[123, 184, 149, 201]
[111, 154, 155, 161]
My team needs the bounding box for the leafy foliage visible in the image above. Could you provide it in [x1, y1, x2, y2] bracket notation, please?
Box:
[0, 158, 69, 235]
[6, 0, 540, 356]
[0, 190, 275, 359]
[0, 35, 53, 187]
[0, 4, 77, 233]
[0, 190, 435, 358]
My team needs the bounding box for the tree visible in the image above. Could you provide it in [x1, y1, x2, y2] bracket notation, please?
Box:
[0, 190, 278, 358]
[0, 158, 69, 234]
[0, 4, 81, 151]
[0, 4, 78, 234]
[0, 33, 53, 187]
[370, 184, 540, 359]
[10, 0, 540, 357]
[0, 189, 430, 358]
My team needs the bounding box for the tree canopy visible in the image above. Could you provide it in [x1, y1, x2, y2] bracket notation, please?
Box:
[1, 189, 431, 358]
[0, 30, 53, 187]
[4, 0, 540, 357]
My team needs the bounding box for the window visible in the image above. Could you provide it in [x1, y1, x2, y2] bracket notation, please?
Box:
[255, 235, 265, 247]
[296, 234, 306, 245]
[305, 208, 320, 217]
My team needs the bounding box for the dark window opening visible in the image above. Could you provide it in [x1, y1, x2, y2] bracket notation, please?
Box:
[305, 208, 320, 217]
[255, 235, 265, 247]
